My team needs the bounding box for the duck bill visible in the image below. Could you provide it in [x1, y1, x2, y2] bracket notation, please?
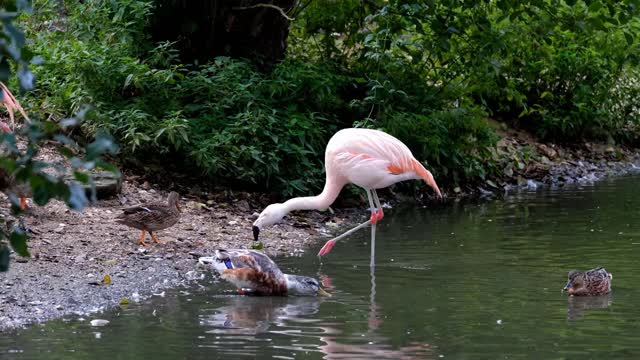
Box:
[317, 287, 332, 297]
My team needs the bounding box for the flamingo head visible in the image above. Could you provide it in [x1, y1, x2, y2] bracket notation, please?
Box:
[252, 203, 288, 242]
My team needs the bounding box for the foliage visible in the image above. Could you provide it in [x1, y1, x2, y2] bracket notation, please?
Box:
[17, 0, 640, 202]
[470, 1, 640, 141]
[0, 1, 119, 271]
[0, 113, 119, 272]
[24, 0, 354, 196]
[379, 108, 498, 184]
[298, 0, 640, 144]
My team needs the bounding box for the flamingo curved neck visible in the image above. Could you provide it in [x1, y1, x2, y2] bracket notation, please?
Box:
[282, 178, 344, 213]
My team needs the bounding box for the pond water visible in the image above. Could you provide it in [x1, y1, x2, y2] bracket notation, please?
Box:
[3, 175, 640, 359]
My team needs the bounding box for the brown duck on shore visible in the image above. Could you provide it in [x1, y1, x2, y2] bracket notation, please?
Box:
[116, 191, 181, 246]
[0, 99, 30, 210]
[0, 168, 30, 210]
[563, 267, 612, 296]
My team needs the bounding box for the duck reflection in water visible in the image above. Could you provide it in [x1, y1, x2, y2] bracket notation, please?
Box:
[200, 296, 324, 335]
[199, 230, 434, 359]
[566, 294, 613, 321]
[199, 276, 433, 359]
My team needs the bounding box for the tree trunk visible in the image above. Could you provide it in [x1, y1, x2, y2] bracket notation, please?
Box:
[149, 0, 295, 70]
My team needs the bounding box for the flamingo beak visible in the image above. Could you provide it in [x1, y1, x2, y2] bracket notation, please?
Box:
[253, 225, 260, 242]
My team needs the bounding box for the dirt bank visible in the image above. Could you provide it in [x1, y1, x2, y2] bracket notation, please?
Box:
[0, 176, 362, 332]
[453, 125, 640, 197]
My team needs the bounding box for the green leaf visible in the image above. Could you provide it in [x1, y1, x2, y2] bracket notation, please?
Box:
[0, 245, 9, 272]
[73, 171, 90, 184]
[67, 183, 88, 210]
[10, 227, 29, 257]
[624, 31, 633, 46]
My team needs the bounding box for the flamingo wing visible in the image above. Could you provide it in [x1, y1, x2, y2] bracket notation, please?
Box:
[327, 128, 425, 190]
[325, 128, 442, 196]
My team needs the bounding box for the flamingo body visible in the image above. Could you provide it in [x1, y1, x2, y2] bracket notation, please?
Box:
[326, 128, 439, 191]
[252, 128, 442, 256]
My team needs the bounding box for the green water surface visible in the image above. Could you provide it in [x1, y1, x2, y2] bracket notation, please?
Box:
[2, 175, 640, 359]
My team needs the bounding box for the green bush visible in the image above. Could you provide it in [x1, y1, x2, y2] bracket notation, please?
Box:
[379, 108, 498, 184]
[470, 1, 640, 142]
[23, 0, 640, 198]
[24, 0, 358, 196]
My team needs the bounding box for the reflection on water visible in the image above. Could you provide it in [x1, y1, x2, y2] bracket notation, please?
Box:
[566, 294, 613, 321]
[2, 174, 640, 359]
[200, 296, 324, 335]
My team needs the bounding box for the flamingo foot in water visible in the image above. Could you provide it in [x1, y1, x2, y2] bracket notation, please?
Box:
[318, 239, 337, 256]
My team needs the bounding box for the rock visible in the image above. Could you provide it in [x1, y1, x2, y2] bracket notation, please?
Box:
[537, 144, 558, 159]
[236, 200, 250, 212]
[90, 319, 110, 327]
[184, 270, 204, 281]
[64, 171, 122, 199]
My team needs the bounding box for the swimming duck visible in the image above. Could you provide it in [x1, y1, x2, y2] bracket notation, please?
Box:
[563, 267, 612, 296]
[198, 249, 331, 297]
[115, 191, 181, 246]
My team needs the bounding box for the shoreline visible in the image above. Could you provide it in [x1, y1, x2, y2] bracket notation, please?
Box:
[0, 177, 363, 332]
[1, 135, 639, 332]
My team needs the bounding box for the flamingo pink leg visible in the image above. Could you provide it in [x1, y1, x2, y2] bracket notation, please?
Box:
[319, 189, 378, 257]
[371, 189, 384, 223]
[318, 239, 337, 256]
[367, 189, 379, 225]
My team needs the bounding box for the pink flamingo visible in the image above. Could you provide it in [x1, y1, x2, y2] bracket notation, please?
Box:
[252, 128, 442, 259]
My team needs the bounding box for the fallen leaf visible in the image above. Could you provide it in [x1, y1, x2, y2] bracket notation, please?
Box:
[119, 298, 130, 305]
[486, 179, 498, 188]
[102, 274, 112, 285]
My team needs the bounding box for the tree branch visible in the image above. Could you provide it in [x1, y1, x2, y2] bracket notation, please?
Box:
[232, 3, 294, 21]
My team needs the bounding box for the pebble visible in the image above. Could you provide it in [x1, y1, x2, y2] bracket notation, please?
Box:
[90, 319, 110, 327]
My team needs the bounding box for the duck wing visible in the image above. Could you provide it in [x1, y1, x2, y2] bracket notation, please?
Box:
[215, 249, 287, 295]
[585, 267, 612, 294]
[116, 201, 176, 229]
[120, 201, 165, 215]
